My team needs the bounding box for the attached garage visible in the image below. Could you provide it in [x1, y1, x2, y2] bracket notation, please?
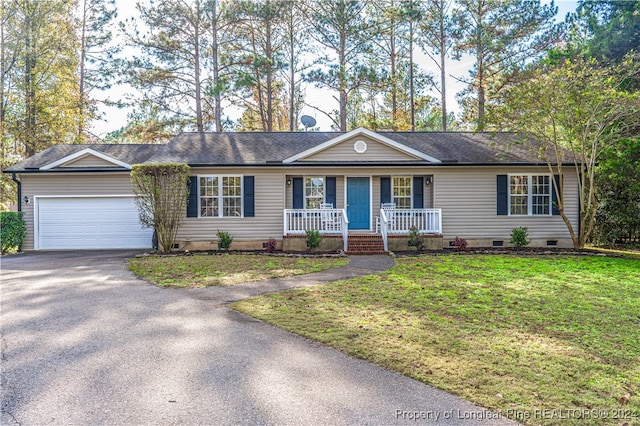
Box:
[35, 197, 153, 250]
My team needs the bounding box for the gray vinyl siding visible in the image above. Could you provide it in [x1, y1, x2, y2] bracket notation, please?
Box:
[60, 155, 120, 168]
[425, 179, 434, 208]
[18, 173, 135, 250]
[303, 135, 421, 162]
[179, 168, 286, 242]
[16, 165, 580, 249]
[435, 167, 579, 240]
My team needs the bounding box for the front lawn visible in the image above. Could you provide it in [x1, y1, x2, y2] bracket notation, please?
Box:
[129, 254, 348, 287]
[232, 255, 640, 425]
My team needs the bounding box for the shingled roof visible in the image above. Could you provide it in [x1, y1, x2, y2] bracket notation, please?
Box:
[146, 130, 552, 165]
[5, 129, 561, 173]
[5, 144, 164, 172]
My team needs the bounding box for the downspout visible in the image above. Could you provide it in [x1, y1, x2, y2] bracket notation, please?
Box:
[11, 172, 21, 212]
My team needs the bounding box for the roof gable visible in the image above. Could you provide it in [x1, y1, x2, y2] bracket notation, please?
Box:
[282, 128, 441, 163]
[40, 148, 132, 170]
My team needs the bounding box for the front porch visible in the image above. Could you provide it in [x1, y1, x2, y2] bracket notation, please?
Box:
[283, 207, 443, 252]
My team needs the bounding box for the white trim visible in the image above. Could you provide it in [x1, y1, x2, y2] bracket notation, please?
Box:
[282, 127, 442, 163]
[40, 148, 132, 170]
[344, 175, 373, 231]
[33, 194, 138, 250]
[197, 174, 244, 219]
[507, 173, 553, 217]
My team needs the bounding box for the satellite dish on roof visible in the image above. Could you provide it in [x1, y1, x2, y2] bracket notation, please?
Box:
[300, 115, 316, 130]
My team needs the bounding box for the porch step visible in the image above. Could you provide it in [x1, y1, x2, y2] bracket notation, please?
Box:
[347, 234, 387, 255]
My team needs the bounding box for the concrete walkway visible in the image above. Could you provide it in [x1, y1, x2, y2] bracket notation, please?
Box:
[185, 254, 395, 304]
[1, 251, 515, 425]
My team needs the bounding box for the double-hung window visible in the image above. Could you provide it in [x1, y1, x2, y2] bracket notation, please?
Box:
[392, 176, 412, 209]
[199, 175, 242, 217]
[509, 175, 551, 215]
[304, 177, 324, 208]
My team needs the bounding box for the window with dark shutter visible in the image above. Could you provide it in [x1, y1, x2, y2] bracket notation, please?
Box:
[552, 174, 561, 216]
[413, 176, 424, 208]
[187, 176, 198, 217]
[497, 175, 508, 215]
[326, 177, 336, 207]
[380, 177, 391, 204]
[292, 177, 304, 209]
[243, 176, 255, 217]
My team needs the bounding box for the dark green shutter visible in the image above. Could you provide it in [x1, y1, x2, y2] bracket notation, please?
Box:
[243, 176, 255, 217]
[380, 177, 391, 204]
[552, 174, 560, 216]
[497, 175, 508, 215]
[326, 177, 336, 207]
[413, 176, 424, 208]
[187, 176, 198, 217]
[293, 177, 304, 209]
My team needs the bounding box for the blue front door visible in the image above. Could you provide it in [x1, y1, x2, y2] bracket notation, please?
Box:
[347, 177, 370, 230]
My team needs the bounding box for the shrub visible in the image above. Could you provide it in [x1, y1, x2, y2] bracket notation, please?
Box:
[1, 212, 26, 254]
[408, 226, 425, 252]
[453, 236, 468, 252]
[130, 163, 190, 252]
[510, 227, 530, 248]
[217, 230, 233, 251]
[265, 237, 277, 253]
[305, 229, 323, 251]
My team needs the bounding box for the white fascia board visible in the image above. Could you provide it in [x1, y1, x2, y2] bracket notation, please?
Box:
[282, 127, 441, 164]
[40, 148, 132, 170]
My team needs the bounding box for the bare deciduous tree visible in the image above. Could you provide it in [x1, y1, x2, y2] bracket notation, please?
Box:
[131, 163, 190, 253]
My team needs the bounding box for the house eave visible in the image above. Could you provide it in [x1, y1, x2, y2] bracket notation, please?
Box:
[281, 127, 442, 163]
[2, 168, 133, 174]
[184, 161, 575, 168]
[39, 147, 132, 170]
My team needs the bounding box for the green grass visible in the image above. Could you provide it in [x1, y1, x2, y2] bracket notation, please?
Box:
[232, 255, 640, 425]
[128, 254, 348, 287]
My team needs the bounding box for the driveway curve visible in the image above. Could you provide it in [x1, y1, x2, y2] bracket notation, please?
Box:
[1, 251, 514, 425]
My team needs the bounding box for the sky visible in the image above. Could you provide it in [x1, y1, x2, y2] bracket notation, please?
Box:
[91, 0, 579, 138]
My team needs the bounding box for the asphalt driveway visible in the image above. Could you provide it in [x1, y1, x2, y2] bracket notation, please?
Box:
[1, 251, 515, 425]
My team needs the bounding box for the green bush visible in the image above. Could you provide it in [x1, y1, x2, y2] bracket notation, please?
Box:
[217, 230, 233, 251]
[1, 212, 26, 254]
[305, 229, 323, 251]
[510, 227, 530, 248]
[408, 226, 425, 252]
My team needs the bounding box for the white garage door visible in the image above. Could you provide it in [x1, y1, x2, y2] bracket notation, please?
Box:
[37, 197, 153, 250]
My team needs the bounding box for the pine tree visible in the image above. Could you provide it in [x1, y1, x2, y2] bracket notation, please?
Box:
[304, 0, 378, 131]
[453, 0, 560, 131]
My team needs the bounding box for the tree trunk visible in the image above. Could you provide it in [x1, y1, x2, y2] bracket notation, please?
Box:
[390, 16, 397, 127]
[24, 8, 36, 156]
[194, 1, 203, 132]
[439, 1, 447, 132]
[265, 9, 273, 132]
[288, 8, 295, 131]
[339, 28, 347, 132]
[409, 19, 415, 132]
[211, 0, 222, 131]
[77, 0, 87, 143]
[475, 2, 485, 132]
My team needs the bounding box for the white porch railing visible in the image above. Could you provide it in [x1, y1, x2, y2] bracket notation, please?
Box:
[380, 208, 442, 251]
[283, 209, 350, 252]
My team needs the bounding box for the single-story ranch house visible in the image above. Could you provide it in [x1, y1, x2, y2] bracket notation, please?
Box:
[4, 128, 579, 252]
